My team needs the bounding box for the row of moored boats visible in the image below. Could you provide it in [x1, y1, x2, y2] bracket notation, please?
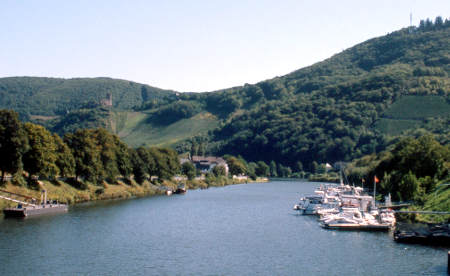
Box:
[293, 183, 396, 231]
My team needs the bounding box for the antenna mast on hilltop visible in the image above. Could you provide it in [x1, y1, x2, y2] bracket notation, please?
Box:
[409, 12, 413, 33]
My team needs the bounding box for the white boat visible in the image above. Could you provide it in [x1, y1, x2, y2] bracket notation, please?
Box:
[316, 207, 341, 216]
[320, 207, 363, 222]
[320, 208, 392, 231]
[293, 195, 323, 215]
[379, 210, 396, 226]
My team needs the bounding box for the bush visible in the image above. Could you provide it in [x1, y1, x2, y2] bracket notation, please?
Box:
[12, 173, 26, 187]
[66, 177, 89, 190]
[152, 101, 201, 125]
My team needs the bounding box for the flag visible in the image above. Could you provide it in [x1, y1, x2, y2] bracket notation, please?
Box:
[374, 175, 380, 183]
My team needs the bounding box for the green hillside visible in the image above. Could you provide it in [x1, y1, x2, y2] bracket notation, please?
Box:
[120, 112, 219, 147]
[192, 18, 450, 168]
[1, 17, 449, 169]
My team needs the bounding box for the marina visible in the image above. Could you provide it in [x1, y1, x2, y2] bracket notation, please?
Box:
[293, 182, 396, 231]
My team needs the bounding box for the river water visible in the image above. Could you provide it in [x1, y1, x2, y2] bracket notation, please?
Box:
[0, 181, 448, 275]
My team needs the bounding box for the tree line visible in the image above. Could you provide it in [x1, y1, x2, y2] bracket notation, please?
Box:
[346, 135, 450, 202]
[0, 109, 180, 187]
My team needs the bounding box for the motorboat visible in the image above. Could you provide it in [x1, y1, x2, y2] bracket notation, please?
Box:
[293, 195, 323, 215]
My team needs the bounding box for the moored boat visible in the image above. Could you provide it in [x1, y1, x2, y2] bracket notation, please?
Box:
[2, 189, 68, 218]
[293, 195, 323, 215]
[4, 203, 68, 218]
[321, 221, 391, 231]
[174, 186, 187, 194]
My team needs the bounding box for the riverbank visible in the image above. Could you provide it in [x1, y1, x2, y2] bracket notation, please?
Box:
[0, 176, 266, 211]
[0, 180, 159, 210]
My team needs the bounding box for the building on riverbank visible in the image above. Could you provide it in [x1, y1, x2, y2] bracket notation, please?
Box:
[181, 156, 229, 176]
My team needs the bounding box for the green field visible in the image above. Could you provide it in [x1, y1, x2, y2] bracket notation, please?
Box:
[120, 112, 219, 147]
[376, 95, 450, 135]
[375, 118, 422, 135]
[383, 95, 450, 120]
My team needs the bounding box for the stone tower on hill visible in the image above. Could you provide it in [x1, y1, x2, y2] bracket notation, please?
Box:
[100, 93, 113, 107]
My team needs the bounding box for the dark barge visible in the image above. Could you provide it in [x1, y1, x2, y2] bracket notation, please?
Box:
[4, 203, 68, 218]
[394, 223, 450, 246]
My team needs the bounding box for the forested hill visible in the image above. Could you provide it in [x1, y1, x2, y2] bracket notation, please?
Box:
[177, 17, 450, 168]
[0, 77, 175, 117]
[1, 18, 449, 170]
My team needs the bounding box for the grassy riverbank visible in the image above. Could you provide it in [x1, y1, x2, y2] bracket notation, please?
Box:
[397, 182, 450, 224]
[0, 180, 161, 210]
[308, 173, 340, 183]
[0, 176, 261, 211]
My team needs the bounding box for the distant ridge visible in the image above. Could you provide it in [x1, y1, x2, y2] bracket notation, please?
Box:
[0, 17, 449, 167]
[0, 76, 175, 116]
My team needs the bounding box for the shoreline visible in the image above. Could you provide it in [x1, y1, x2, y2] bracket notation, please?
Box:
[0, 176, 269, 212]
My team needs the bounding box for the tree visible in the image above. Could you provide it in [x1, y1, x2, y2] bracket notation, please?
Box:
[149, 147, 180, 180]
[190, 141, 198, 157]
[419, 19, 426, 30]
[277, 163, 285, 177]
[391, 135, 449, 180]
[198, 143, 206, 156]
[182, 162, 196, 180]
[398, 171, 420, 201]
[23, 123, 59, 179]
[247, 162, 257, 180]
[64, 129, 102, 183]
[53, 134, 75, 177]
[226, 156, 246, 176]
[310, 161, 319, 173]
[277, 164, 292, 178]
[317, 164, 326, 174]
[255, 161, 269, 176]
[114, 135, 132, 179]
[212, 165, 226, 177]
[136, 147, 154, 180]
[269, 161, 278, 177]
[130, 148, 146, 184]
[295, 161, 303, 173]
[92, 129, 120, 183]
[434, 16, 444, 28]
[0, 110, 28, 181]
[350, 135, 450, 201]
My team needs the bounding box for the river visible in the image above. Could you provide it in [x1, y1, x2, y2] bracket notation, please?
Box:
[0, 181, 448, 275]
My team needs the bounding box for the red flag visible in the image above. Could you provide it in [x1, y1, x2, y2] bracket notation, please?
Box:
[374, 176, 380, 183]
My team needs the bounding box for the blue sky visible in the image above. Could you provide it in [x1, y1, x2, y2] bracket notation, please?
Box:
[0, 0, 448, 92]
